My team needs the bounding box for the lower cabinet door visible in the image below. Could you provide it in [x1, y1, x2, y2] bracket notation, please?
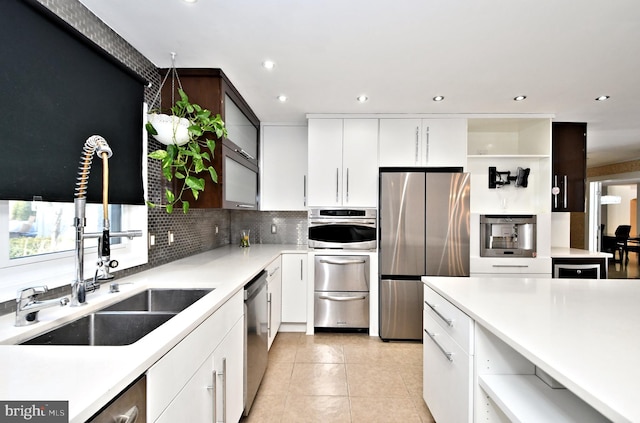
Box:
[282, 254, 308, 323]
[213, 317, 245, 423]
[155, 353, 214, 423]
[154, 317, 245, 423]
[423, 311, 473, 423]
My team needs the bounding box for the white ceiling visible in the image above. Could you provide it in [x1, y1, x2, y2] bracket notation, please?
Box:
[78, 0, 640, 167]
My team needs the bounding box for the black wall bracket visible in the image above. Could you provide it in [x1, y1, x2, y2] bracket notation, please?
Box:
[488, 166, 530, 189]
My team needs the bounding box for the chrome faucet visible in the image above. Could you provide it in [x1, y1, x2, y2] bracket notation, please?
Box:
[70, 136, 142, 307]
[15, 286, 69, 327]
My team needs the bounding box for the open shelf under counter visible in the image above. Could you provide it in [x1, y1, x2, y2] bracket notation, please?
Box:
[479, 374, 609, 423]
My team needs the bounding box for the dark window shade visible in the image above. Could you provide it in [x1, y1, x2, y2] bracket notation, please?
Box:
[0, 0, 146, 205]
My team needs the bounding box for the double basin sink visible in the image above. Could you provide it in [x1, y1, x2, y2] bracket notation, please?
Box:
[21, 288, 213, 346]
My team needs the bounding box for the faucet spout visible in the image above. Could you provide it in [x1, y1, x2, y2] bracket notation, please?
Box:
[15, 286, 69, 327]
[70, 136, 112, 307]
[70, 135, 141, 306]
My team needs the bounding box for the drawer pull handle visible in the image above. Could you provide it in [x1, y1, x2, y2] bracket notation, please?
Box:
[319, 258, 367, 265]
[424, 300, 454, 327]
[424, 329, 453, 362]
[319, 295, 366, 302]
[492, 264, 529, 268]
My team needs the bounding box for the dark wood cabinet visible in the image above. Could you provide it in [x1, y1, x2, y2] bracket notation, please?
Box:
[552, 122, 587, 212]
[159, 68, 260, 209]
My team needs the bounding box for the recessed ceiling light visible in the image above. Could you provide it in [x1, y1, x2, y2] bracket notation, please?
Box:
[514, 95, 527, 101]
[262, 60, 275, 70]
[357, 95, 368, 103]
[182, 0, 198, 3]
[595, 95, 610, 101]
[277, 95, 287, 102]
[433, 96, 445, 102]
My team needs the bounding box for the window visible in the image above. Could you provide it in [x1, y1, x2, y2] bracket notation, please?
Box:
[8, 200, 123, 260]
[0, 200, 148, 302]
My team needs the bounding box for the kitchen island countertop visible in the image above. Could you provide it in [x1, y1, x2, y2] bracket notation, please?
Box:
[550, 246, 613, 258]
[423, 275, 640, 422]
[0, 244, 305, 422]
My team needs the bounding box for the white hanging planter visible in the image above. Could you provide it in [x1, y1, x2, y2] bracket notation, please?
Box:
[147, 113, 190, 146]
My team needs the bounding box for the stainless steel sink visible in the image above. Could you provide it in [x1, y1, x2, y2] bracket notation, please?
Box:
[21, 312, 176, 346]
[20, 288, 214, 346]
[101, 288, 213, 313]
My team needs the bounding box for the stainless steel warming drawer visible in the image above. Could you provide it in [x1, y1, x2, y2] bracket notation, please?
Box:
[314, 255, 370, 329]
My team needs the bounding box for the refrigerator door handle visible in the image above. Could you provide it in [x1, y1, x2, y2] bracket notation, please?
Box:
[424, 300, 454, 327]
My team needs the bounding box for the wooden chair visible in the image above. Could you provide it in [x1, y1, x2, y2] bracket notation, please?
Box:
[614, 225, 632, 263]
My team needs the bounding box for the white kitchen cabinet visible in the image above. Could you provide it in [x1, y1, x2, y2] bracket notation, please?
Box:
[281, 253, 308, 323]
[266, 256, 282, 349]
[379, 118, 467, 167]
[424, 281, 609, 423]
[147, 291, 244, 423]
[154, 317, 244, 423]
[307, 118, 378, 207]
[423, 287, 474, 423]
[260, 124, 308, 210]
[466, 117, 551, 215]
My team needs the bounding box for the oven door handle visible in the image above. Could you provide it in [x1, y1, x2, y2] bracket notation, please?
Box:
[319, 295, 367, 302]
[319, 258, 367, 265]
[309, 220, 376, 226]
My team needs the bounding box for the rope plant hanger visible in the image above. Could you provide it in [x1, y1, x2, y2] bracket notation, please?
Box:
[145, 52, 228, 213]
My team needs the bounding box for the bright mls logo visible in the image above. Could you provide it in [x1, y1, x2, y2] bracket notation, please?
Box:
[1, 401, 68, 422]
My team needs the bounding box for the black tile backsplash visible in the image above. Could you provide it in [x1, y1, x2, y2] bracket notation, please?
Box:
[1, 0, 307, 316]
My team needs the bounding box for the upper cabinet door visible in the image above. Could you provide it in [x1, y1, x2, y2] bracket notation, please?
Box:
[552, 122, 587, 212]
[260, 125, 308, 211]
[379, 118, 467, 167]
[342, 119, 379, 207]
[225, 94, 258, 161]
[308, 119, 379, 207]
[379, 119, 422, 167]
[308, 119, 344, 206]
[422, 119, 467, 167]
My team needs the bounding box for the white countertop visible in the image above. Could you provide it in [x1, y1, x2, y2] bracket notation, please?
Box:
[0, 244, 305, 422]
[423, 276, 640, 423]
[551, 247, 613, 259]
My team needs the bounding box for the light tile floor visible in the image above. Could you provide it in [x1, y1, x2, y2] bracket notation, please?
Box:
[241, 332, 435, 423]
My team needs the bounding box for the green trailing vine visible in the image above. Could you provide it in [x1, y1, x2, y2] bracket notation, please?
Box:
[146, 89, 228, 213]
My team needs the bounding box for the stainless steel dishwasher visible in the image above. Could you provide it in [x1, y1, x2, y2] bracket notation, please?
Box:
[244, 270, 268, 416]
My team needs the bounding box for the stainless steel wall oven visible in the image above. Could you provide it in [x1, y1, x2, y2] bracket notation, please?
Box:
[308, 208, 377, 250]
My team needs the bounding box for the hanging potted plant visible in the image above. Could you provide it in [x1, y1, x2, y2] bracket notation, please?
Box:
[146, 88, 227, 213]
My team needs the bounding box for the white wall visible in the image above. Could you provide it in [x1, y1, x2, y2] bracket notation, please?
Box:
[551, 212, 571, 248]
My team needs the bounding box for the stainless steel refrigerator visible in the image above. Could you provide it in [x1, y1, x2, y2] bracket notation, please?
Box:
[379, 168, 470, 341]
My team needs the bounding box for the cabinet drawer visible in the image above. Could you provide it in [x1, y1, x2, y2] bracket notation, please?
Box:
[314, 291, 369, 329]
[424, 286, 473, 354]
[423, 311, 473, 423]
[314, 255, 369, 291]
[471, 257, 552, 275]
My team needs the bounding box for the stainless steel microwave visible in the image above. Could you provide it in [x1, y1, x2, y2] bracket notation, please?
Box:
[480, 215, 537, 257]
